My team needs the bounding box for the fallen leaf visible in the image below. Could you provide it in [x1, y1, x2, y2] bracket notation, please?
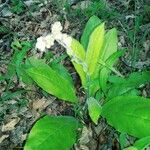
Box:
[79, 126, 92, 145]
[32, 97, 53, 111]
[2, 117, 20, 132]
[0, 135, 9, 143]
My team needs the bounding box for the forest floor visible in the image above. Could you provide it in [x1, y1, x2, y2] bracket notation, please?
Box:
[0, 0, 150, 149]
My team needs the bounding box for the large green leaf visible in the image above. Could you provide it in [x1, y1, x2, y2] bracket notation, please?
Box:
[87, 97, 102, 124]
[100, 28, 118, 61]
[102, 96, 150, 138]
[81, 15, 102, 50]
[26, 65, 77, 103]
[86, 23, 105, 77]
[107, 71, 150, 99]
[24, 116, 79, 150]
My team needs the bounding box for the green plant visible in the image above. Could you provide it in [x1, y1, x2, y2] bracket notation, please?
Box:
[5, 16, 150, 149]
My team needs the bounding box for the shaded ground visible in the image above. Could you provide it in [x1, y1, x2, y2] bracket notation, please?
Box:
[0, 0, 150, 149]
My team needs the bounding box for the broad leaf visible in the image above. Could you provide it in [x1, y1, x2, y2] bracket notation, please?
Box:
[81, 15, 102, 50]
[24, 116, 79, 150]
[86, 23, 105, 77]
[26, 65, 77, 103]
[100, 28, 118, 61]
[102, 96, 150, 138]
[87, 97, 102, 124]
[108, 71, 150, 99]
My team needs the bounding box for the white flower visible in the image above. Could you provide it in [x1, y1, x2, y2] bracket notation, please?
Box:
[36, 34, 55, 52]
[36, 36, 46, 52]
[45, 34, 54, 48]
[51, 21, 62, 36]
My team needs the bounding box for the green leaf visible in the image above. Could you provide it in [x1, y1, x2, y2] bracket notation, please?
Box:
[134, 136, 150, 150]
[100, 28, 118, 61]
[6, 40, 32, 80]
[81, 15, 102, 50]
[50, 62, 73, 85]
[108, 71, 150, 99]
[108, 75, 126, 84]
[0, 74, 5, 82]
[119, 133, 127, 149]
[70, 38, 86, 86]
[26, 65, 77, 103]
[24, 115, 79, 150]
[123, 146, 137, 150]
[25, 57, 46, 68]
[99, 51, 123, 92]
[6, 50, 19, 79]
[86, 23, 105, 77]
[87, 97, 102, 124]
[88, 78, 100, 97]
[102, 96, 150, 138]
[15, 43, 32, 78]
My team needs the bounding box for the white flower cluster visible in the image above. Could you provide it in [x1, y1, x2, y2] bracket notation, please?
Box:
[35, 21, 87, 73]
[35, 22, 72, 52]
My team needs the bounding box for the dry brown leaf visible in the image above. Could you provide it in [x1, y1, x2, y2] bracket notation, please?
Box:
[79, 126, 93, 145]
[0, 135, 9, 143]
[80, 145, 90, 150]
[32, 97, 53, 111]
[2, 117, 20, 132]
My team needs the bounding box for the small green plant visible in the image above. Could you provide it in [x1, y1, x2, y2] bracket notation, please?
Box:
[3, 16, 150, 149]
